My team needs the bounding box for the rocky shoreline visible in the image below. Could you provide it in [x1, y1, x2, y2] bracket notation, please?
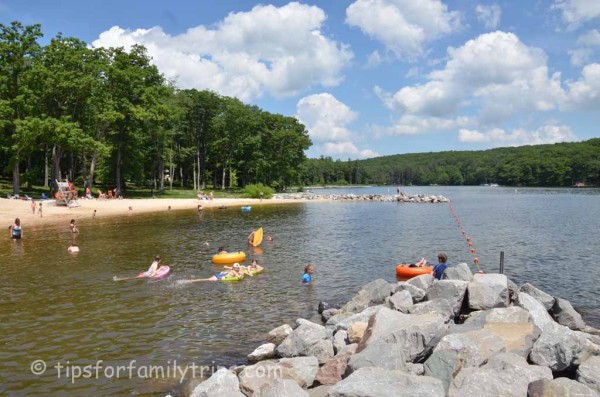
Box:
[187, 265, 600, 397]
[273, 192, 449, 203]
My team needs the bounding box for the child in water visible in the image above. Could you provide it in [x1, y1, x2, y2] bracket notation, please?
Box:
[9, 218, 22, 240]
[145, 255, 161, 277]
[302, 265, 315, 284]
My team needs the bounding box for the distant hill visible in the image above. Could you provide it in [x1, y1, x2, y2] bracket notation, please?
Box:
[302, 138, 600, 187]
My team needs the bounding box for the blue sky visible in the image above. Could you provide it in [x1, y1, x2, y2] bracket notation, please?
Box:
[2, 0, 599, 159]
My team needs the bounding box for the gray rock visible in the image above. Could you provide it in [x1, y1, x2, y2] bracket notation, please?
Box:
[425, 280, 469, 316]
[329, 367, 445, 397]
[406, 363, 425, 376]
[347, 340, 408, 373]
[507, 278, 519, 304]
[279, 357, 320, 388]
[527, 378, 600, 397]
[238, 356, 319, 394]
[190, 368, 245, 397]
[520, 283, 555, 311]
[577, 355, 600, 393]
[360, 307, 449, 362]
[254, 378, 310, 397]
[267, 324, 293, 345]
[315, 353, 350, 385]
[336, 343, 358, 356]
[276, 321, 334, 363]
[424, 329, 506, 391]
[467, 273, 509, 310]
[321, 308, 339, 322]
[463, 306, 541, 357]
[326, 305, 382, 331]
[448, 353, 552, 397]
[332, 330, 348, 354]
[443, 263, 473, 282]
[517, 292, 555, 331]
[341, 279, 395, 313]
[529, 323, 600, 371]
[394, 281, 426, 302]
[551, 297, 586, 331]
[248, 343, 276, 363]
[407, 274, 434, 291]
[407, 298, 455, 323]
[385, 290, 413, 311]
[308, 385, 333, 397]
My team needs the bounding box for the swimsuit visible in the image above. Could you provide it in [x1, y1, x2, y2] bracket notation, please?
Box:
[215, 273, 226, 280]
[11, 226, 21, 240]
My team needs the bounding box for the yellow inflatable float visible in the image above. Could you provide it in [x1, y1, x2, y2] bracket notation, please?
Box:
[212, 251, 247, 265]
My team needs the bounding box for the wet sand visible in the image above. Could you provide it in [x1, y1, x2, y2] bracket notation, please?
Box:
[0, 196, 313, 227]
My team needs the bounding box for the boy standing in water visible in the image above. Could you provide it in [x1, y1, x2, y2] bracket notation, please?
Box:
[38, 202, 43, 217]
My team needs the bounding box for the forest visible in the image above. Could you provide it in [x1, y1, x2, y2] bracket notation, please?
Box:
[0, 22, 311, 196]
[302, 139, 600, 187]
[2, 22, 599, 195]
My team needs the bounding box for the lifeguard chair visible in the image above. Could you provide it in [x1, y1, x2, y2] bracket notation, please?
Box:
[55, 179, 80, 208]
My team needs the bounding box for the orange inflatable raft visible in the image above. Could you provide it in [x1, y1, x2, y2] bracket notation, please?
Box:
[395, 264, 433, 280]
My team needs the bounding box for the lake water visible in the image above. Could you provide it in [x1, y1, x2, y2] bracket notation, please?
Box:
[1, 186, 599, 396]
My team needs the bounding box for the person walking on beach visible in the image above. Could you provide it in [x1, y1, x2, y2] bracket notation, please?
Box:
[9, 218, 23, 241]
[38, 202, 43, 217]
[432, 253, 448, 280]
[31, 200, 36, 214]
[302, 265, 315, 284]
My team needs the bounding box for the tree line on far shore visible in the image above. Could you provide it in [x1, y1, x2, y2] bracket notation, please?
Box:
[0, 22, 311, 196]
[302, 139, 600, 187]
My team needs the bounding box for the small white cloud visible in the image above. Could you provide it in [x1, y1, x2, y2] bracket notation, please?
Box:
[376, 114, 475, 136]
[565, 63, 600, 111]
[475, 4, 501, 29]
[92, 3, 353, 101]
[366, 50, 383, 67]
[569, 48, 592, 66]
[577, 29, 600, 46]
[458, 128, 487, 142]
[552, 0, 600, 29]
[459, 124, 577, 146]
[296, 93, 377, 159]
[345, 0, 460, 59]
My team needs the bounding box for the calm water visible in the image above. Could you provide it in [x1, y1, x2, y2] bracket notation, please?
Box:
[1, 186, 599, 395]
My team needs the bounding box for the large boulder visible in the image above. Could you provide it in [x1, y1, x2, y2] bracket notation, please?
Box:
[359, 307, 449, 362]
[424, 329, 506, 391]
[328, 367, 445, 397]
[190, 368, 245, 397]
[577, 355, 600, 393]
[517, 292, 555, 331]
[463, 307, 541, 357]
[326, 305, 382, 331]
[527, 378, 600, 397]
[254, 379, 309, 397]
[276, 320, 334, 364]
[425, 280, 469, 316]
[347, 322, 367, 344]
[238, 357, 319, 395]
[407, 274, 434, 291]
[529, 323, 600, 371]
[332, 330, 348, 354]
[267, 324, 293, 345]
[405, 298, 455, 323]
[519, 283, 555, 311]
[394, 282, 426, 303]
[347, 340, 408, 373]
[340, 279, 395, 313]
[551, 297, 586, 331]
[385, 290, 413, 312]
[248, 343, 276, 363]
[467, 273, 509, 310]
[443, 263, 473, 282]
[315, 353, 351, 385]
[448, 353, 552, 397]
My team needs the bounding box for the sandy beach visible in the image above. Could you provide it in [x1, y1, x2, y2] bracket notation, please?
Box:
[0, 196, 309, 227]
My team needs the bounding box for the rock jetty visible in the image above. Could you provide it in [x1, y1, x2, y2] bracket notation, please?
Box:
[273, 192, 449, 203]
[188, 268, 600, 397]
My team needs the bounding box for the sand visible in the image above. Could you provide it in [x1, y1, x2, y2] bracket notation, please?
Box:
[0, 196, 311, 227]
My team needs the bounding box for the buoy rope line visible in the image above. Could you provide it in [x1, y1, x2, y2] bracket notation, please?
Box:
[448, 200, 483, 274]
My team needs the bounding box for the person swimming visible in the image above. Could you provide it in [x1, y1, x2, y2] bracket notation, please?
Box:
[302, 264, 315, 284]
[188, 263, 245, 282]
[144, 255, 161, 277]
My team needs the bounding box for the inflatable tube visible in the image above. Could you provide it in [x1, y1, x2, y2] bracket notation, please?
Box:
[246, 267, 263, 276]
[212, 251, 246, 265]
[395, 264, 432, 279]
[220, 273, 244, 282]
[138, 265, 171, 279]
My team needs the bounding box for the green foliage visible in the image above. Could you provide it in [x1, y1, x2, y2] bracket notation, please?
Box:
[241, 183, 274, 199]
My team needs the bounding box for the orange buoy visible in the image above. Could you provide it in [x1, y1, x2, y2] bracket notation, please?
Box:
[474, 257, 479, 264]
[471, 249, 475, 254]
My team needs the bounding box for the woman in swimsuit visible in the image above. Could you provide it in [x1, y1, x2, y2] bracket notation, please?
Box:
[9, 218, 22, 240]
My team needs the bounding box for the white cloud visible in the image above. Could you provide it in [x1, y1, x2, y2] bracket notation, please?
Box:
[295, 93, 377, 159]
[382, 31, 567, 123]
[475, 4, 501, 29]
[345, 0, 460, 59]
[552, 0, 600, 28]
[577, 29, 600, 46]
[91, 3, 352, 101]
[565, 63, 600, 110]
[458, 125, 577, 146]
[569, 48, 592, 66]
[379, 114, 474, 136]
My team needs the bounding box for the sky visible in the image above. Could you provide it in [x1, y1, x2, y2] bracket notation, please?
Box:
[1, 0, 599, 159]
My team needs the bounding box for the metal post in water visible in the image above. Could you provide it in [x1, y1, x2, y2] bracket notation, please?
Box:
[499, 251, 505, 274]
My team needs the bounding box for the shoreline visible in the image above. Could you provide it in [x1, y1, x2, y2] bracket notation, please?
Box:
[0, 197, 313, 227]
